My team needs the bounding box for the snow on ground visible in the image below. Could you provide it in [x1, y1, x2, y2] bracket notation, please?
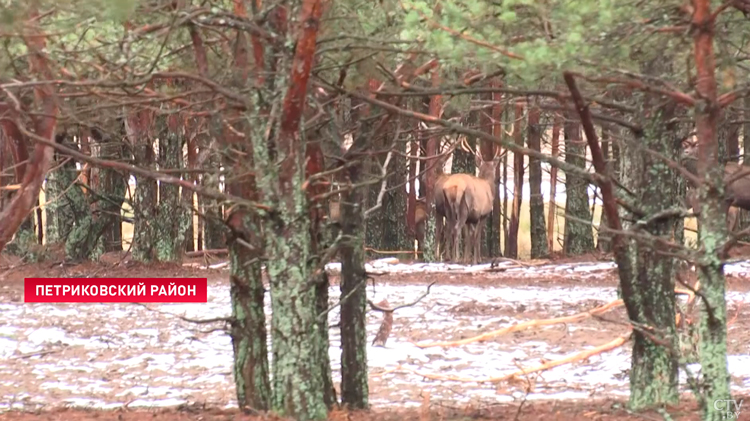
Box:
[1, 259, 749, 411]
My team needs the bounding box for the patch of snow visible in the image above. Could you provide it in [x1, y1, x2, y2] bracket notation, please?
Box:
[3, 260, 750, 410]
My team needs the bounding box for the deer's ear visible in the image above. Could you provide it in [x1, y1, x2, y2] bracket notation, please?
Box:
[474, 154, 483, 167]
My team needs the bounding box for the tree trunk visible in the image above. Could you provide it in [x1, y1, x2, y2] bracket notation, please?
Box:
[44, 135, 75, 245]
[563, 112, 595, 255]
[527, 104, 548, 258]
[691, 2, 731, 418]
[155, 115, 188, 262]
[261, 0, 329, 416]
[506, 103, 524, 258]
[487, 82, 504, 258]
[222, 111, 272, 411]
[422, 71, 442, 263]
[547, 115, 562, 253]
[183, 133, 197, 252]
[597, 130, 611, 253]
[61, 133, 105, 261]
[615, 104, 682, 410]
[128, 111, 157, 262]
[97, 128, 127, 253]
[339, 159, 369, 409]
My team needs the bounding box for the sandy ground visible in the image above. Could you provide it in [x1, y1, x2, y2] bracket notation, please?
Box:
[1, 253, 750, 420]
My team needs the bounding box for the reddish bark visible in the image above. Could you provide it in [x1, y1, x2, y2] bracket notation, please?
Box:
[224, 0, 258, 233]
[0, 104, 29, 182]
[188, 25, 209, 77]
[0, 8, 60, 253]
[277, 0, 325, 192]
[481, 79, 503, 160]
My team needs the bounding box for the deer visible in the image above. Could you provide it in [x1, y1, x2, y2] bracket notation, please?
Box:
[681, 143, 750, 233]
[441, 148, 501, 264]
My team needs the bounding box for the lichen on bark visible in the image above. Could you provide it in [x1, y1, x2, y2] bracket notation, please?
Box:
[614, 104, 683, 410]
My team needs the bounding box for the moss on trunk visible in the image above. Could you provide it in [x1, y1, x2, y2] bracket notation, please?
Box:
[131, 138, 157, 262]
[527, 106, 548, 259]
[228, 228, 271, 411]
[563, 112, 595, 255]
[155, 121, 188, 262]
[614, 106, 682, 411]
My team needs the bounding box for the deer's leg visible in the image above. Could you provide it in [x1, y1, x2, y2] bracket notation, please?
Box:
[453, 216, 465, 264]
[473, 222, 483, 265]
[435, 215, 443, 260]
[463, 223, 472, 264]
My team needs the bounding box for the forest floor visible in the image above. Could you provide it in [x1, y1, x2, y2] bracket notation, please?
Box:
[1, 249, 750, 420]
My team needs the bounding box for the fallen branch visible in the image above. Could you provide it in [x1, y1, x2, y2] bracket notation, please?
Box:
[413, 298, 625, 349]
[392, 333, 630, 384]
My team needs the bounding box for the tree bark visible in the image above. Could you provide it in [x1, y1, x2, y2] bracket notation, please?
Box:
[506, 103, 524, 258]
[127, 110, 157, 262]
[616, 105, 682, 410]
[155, 115, 188, 262]
[691, 1, 731, 418]
[547, 115, 561, 253]
[0, 9, 60, 254]
[527, 104, 548, 258]
[261, 1, 329, 418]
[339, 151, 369, 409]
[563, 112, 595, 255]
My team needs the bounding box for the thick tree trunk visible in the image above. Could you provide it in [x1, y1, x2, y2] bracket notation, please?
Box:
[563, 112, 595, 255]
[527, 105, 548, 258]
[127, 111, 157, 262]
[60, 133, 106, 261]
[155, 115, 188, 262]
[615, 105, 682, 410]
[222, 5, 272, 409]
[0, 7, 59, 255]
[339, 161, 368, 409]
[96, 127, 126, 253]
[260, 0, 330, 417]
[226, 180, 271, 412]
[691, 1, 731, 418]
[44, 136, 75, 245]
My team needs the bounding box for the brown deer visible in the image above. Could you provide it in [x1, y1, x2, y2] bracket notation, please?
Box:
[441, 149, 501, 264]
[681, 146, 750, 233]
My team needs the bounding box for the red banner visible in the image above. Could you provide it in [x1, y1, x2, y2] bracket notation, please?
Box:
[24, 278, 208, 303]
